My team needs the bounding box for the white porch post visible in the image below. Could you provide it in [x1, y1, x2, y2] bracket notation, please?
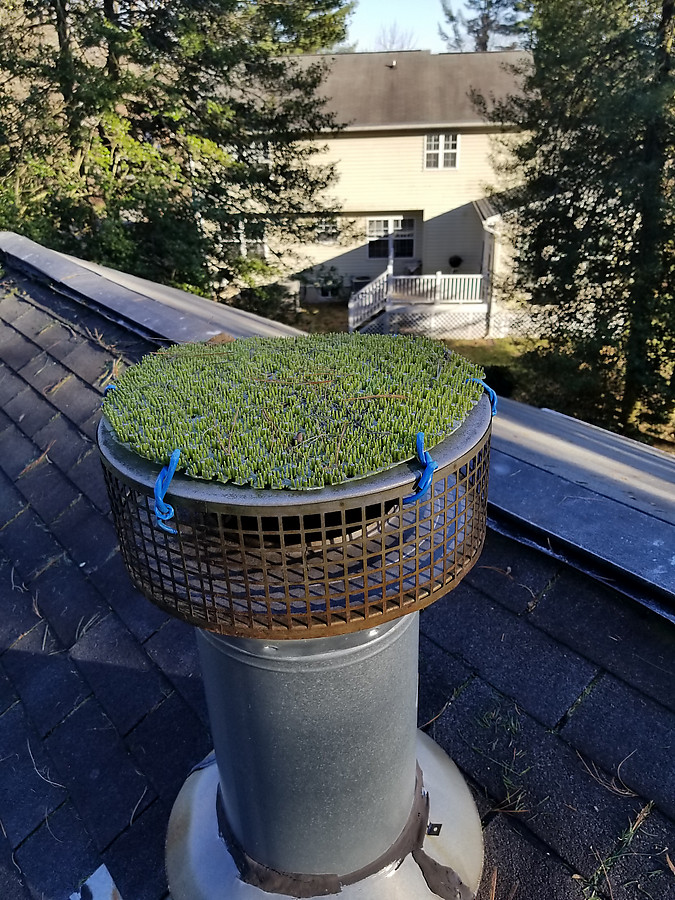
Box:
[386, 259, 394, 299]
[481, 213, 501, 338]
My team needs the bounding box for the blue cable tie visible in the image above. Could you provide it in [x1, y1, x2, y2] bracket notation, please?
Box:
[101, 383, 116, 408]
[154, 449, 181, 534]
[468, 377, 498, 416]
[403, 432, 439, 505]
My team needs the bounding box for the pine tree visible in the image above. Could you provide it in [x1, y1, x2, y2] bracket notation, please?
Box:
[0, 0, 352, 298]
[478, 0, 675, 435]
[438, 0, 526, 52]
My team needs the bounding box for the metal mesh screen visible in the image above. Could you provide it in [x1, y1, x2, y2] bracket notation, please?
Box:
[360, 306, 489, 340]
[357, 302, 538, 340]
[100, 423, 490, 639]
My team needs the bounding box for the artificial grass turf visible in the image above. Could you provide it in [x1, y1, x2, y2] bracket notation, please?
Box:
[103, 333, 484, 489]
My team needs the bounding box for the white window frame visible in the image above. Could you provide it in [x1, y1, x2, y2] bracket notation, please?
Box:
[424, 133, 459, 169]
[314, 218, 340, 245]
[366, 216, 415, 260]
[222, 219, 268, 259]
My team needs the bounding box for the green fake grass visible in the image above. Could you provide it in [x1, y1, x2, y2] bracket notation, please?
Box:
[102, 333, 484, 489]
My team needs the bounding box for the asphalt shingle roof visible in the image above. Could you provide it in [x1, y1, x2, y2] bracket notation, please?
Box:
[0, 242, 673, 900]
[303, 49, 527, 130]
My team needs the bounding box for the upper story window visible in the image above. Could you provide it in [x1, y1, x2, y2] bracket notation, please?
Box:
[425, 133, 459, 169]
[367, 217, 415, 259]
[225, 140, 271, 167]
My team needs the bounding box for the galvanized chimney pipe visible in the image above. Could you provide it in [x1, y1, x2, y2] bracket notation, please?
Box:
[197, 615, 419, 875]
[98, 395, 492, 899]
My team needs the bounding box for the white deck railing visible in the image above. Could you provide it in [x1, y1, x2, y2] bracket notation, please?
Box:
[348, 271, 486, 331]
[389, 273, 485, 303]
[347, 269, 389, 331]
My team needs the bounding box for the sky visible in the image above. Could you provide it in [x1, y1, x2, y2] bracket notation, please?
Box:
[346, 0, 449, 54]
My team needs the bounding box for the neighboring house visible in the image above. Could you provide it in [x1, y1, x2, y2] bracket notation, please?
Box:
[291, 49, 523, 322]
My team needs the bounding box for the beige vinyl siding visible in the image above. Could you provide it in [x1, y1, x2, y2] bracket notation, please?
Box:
[324, 130, 495, 217]
[289, 212, 423, 285]
[285, 127, 499, 282]
[423, 205, 485, 273]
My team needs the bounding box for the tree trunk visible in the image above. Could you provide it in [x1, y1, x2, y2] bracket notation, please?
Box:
[103, 0, 121, 81]
[50, 0, 83, 151]
[620, 0, 674, 430]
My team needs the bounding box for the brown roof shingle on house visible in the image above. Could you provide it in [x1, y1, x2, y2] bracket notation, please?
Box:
[307, 49, 526, 130]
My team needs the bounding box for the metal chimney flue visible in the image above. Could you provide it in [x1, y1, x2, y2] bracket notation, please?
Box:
[99, 393, 491, 899]
[198, 617, 418, 877]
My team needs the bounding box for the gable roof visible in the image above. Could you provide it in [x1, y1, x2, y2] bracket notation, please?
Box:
[306, 49, 526, 131]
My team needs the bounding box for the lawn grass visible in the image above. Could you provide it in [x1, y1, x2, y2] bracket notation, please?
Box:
[295, 307, 528, 369]
[442, 338, 527, 369]
[295, 301, 349, 334]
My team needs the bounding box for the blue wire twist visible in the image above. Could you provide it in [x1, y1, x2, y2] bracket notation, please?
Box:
[101, 383, 116, 408]
[154, 449, 181, 534]
[403, 432, 439, 505]
[467, 377, 498, 416]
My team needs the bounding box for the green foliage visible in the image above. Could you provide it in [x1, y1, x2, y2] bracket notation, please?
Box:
[438, 0, 528, 52]
[300, 264, 345, 298]
[0, 0, 351, 296]
[232, 282, 299, 324]
[102, 334, 485, 489]
[252, 1, 357, 54]
[478, 0, 675, 434]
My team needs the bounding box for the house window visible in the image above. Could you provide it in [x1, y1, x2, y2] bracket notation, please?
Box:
[367, 217, 415, 259]
[425, 133, 459, 169]
[314, 218, 339, 244]
[223, 219, 268, 259]
[225, 141, 271, 167]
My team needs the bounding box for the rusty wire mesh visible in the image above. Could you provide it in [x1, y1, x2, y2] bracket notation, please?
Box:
[100, 415, 490, 639]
